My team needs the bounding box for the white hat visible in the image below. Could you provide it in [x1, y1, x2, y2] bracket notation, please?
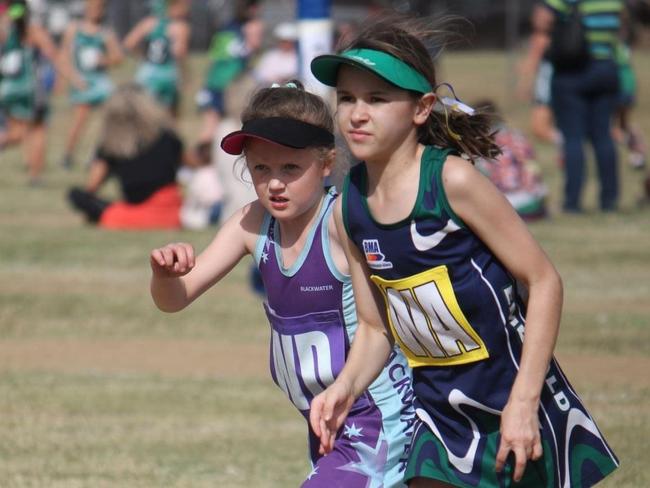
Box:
[273, 22, 298, 41]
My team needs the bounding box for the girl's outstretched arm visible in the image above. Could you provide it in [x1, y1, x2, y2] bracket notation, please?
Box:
[170, 20, 190, 85]
[309, 198, 394, 454]
[170, 20, 190, 60]
[31, 23, 84, 89]
[150, 201, 262, 312]
[517, 5, 554, 100]
[123, 17, 154, 54]
[442, 155, 563, 483]
[57, 23, 77, 84]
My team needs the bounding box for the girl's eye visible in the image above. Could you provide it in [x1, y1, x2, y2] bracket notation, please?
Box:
[370, 96, 386, 103]
[284, 163, 300, 172]
[337, 95, 353, 104]
[252, 164, 268, 172]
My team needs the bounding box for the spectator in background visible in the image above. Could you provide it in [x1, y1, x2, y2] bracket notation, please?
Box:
[0, 0, 83, 185]
[474, 100, 548, 221]
[517, 38, 562, 147]
[59, 0, 123, 169]
[623, 0, 650, 204]
[24, 0, 76, 43]
[123, 0, 190, 117]
[613, 13, 646, 171]
[527, 0, 624, 213]
[252, 22, 298, 87]
[195, 0, 263, 144]
[67, 84, 183, 229]
[179, 140, 223, 230]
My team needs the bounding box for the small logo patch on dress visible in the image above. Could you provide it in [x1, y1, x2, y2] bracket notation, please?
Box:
[362, 239, 393, 270]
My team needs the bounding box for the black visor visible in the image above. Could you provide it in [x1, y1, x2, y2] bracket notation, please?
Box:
[220, 117, 334, 155]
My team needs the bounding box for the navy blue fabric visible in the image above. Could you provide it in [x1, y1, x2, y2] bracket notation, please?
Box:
[551, 59, 620, 210]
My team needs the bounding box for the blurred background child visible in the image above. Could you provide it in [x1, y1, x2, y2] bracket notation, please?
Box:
[179, 140, 223, 230]
[194, 0, 263, 143]
[59, 0, 123, 169]
[613, 35, 646, 170]
[123, 0, 190, 117]
[474, 99, 548, 221]
[251, 21, 298, 87]
[0, 0, 82, 185]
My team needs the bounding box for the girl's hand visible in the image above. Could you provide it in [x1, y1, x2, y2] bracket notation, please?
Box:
[309, 380, 356, 455]
[495, 397, 543, 482]
[150, 243, 196, 278]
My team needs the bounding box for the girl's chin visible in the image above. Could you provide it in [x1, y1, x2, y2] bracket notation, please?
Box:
[350, 148, 381, 162]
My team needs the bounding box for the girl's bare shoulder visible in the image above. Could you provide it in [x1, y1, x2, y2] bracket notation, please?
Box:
[441, 154, 479, 188]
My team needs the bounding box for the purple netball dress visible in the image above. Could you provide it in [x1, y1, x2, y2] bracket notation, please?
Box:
[254, 188, 415, 487]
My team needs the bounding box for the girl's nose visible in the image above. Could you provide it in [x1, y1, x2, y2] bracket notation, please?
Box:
[350, 101, 368, 124]
[268, 176, 285, 190]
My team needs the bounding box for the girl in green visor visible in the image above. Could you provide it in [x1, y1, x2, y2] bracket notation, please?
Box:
[308, 14, 618, 488]
[123, 0, 190, 117]
[0, 0, 83, 184]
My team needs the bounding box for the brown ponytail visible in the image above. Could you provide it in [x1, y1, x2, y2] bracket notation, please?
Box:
[423, 106, 501, 161]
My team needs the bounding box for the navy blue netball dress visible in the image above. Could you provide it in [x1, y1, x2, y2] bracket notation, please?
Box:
[342, 146, 618, 487]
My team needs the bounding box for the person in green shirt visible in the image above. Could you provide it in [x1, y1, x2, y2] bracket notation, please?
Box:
[123, 0, 190, 117]
[59, 0, 123, 169]
[0, 0, 83, 184]
[195, 0, 263, 143]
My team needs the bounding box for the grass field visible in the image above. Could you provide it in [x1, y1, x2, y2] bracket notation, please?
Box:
[1, 50, 649, 487]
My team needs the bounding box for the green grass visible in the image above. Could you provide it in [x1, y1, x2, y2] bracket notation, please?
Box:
[0, 373, 306, 487]
[1, 50, 649, 486]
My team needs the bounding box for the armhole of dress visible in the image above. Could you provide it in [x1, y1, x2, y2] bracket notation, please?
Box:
[252, 211, 272, 267]
[321, 192, 348, 283]
[433, 148, 468, 229]
[341, 172, 354, 242]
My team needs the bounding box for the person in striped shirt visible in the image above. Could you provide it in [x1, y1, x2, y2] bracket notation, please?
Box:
[529, 0, 624, 213]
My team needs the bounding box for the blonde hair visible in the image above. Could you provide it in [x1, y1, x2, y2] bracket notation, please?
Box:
[97, 84, 173, 159]
[241, 80, 333, 134]
[237, 80, 335, 180]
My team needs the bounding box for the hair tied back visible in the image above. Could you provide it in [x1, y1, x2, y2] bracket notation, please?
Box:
[433, 82, 475, 115]
[432, 82, 478, 142]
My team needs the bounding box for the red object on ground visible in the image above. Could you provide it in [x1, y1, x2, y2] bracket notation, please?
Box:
[99, 184, 182, 230]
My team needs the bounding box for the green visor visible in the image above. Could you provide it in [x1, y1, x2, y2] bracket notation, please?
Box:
[8, 4, 27, 20]
[311, 48, 432, 94]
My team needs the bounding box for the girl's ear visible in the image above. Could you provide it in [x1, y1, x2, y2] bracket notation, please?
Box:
[321, 148, 335, 178]
[414, 93, 436, 126]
